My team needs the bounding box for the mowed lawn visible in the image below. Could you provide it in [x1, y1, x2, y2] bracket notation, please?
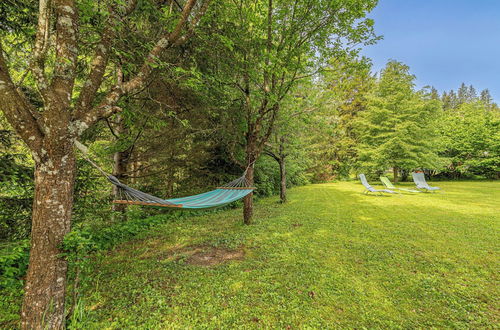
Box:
[76, 181, 499, 329]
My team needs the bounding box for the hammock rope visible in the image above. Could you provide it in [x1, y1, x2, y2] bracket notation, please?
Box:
[75, 141, 255, 209]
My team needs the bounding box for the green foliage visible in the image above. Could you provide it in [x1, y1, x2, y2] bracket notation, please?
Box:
[0, 117, 33, 240]
[309, 56, 374, 180]
[438, 102, 500, 179]
[63, 211, 201, 257]
[1, 0, 498, 326]
[254, 156, 309, 197]
[0, 240, 29, 326]
[357, 60, 442, 174]
[0, 240, 29, 289]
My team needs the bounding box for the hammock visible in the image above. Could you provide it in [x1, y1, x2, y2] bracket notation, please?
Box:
[109, 173, 255, 209]
[75, 141, 254, 209]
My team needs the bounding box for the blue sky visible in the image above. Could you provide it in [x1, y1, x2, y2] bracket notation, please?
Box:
[361, 0, 500, 101]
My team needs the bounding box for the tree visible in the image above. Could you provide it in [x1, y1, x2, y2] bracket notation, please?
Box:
[209, 0, 378, 223]
[357, 60, 441, 180]
[0, 0, 210, 327]
[438, 102, 500, 179]
[321, 56, 374, 178]
[480, 89, 496, 110]
[442, 90, 458, 110]
[263, 84, 317, 203]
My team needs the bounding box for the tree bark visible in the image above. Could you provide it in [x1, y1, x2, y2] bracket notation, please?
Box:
[278, 137, 287, 203]
[278, 157, 286, 203]
[111, 117, 130, 218]
[243, 134, 257, 225]
[21, 140, 76, 330]
[243, 164, 254, 225]
[393, 166, 399, 183]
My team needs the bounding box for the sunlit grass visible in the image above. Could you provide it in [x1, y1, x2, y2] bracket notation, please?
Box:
[73, 181, 499, 328]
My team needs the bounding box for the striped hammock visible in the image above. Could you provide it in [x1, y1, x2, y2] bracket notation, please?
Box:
[75, 140, 254, 209]
[109, 173, 254, 209]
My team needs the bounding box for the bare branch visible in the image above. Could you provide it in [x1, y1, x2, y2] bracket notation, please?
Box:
[263, 148, 279, 161]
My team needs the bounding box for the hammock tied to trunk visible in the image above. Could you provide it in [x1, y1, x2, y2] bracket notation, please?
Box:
[75, 141, 255, 209]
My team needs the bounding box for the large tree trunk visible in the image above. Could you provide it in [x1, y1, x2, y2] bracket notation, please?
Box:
[21, 140, 76, 330]
[278, 157, 286, 203]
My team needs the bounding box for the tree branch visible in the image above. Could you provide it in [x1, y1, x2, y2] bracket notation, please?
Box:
[0, 44, 43, 150]
[74, 0, 138, 115]
[173, 0, 212, 47]
[50, 0, 78, 107]
[73, 0, 203, 133]
[31, 0, 52, 101]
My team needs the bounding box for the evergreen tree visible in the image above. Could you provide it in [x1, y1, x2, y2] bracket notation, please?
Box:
[457, 82, 469, 104]
[430, 86, 440, 100]
[468, 85, 478, 100]
[480, 89, 497, 110]
[442, 90, 458, 110]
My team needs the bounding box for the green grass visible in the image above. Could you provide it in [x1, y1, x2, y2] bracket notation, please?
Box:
[74, 181, 499, 328]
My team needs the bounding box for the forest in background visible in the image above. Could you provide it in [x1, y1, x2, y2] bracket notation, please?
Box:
[0, 0, 498, 327]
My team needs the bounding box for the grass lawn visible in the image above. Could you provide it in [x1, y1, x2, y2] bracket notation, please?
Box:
[73, 181, 499, 328]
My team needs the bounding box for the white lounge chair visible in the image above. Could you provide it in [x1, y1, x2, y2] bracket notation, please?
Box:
[412, 172, 440, 192]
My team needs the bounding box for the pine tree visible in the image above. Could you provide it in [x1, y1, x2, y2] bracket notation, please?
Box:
[430, 86, 440, 100]
[468, 85, 478, 100]
[457, 82, 469, 105]
[480, 89, 496, 110]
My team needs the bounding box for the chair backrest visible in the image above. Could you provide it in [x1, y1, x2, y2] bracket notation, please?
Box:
[359, 174, 373, 190]
[380, 176, 395, 189]
[412, 172, 428, 187]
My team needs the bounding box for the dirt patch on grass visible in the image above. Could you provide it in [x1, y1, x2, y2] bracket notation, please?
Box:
[185, 247, 245, 267]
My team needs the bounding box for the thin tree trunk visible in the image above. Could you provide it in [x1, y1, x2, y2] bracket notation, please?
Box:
[112, 117, 130, 218]
[278, 157, 286, 203]
[112, 149, 129, 217]
[393, 166, 399, 183]
[278, 136, 287, 203]
[21, 143, 76, 330]
[243, 164, 254, 224]
[243, 132, 257, 224]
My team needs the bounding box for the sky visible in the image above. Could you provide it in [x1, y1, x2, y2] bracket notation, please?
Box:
[361, 0, 500, 101]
